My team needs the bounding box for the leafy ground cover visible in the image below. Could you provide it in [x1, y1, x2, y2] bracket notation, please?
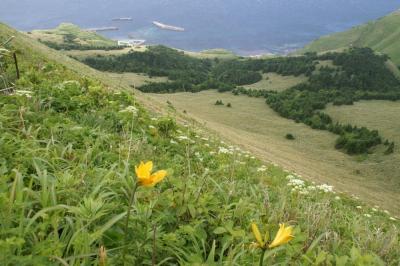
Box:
[0, 25, 400, 265]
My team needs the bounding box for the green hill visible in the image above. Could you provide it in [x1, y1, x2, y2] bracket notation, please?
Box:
[301, 10, 400, 65]
[0, 22, 399, 265]
[29, 23, 119, 50]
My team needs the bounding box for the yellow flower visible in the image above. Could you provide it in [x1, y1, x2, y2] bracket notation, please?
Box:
[251, 223, 265, 248]
[268, 223, 294, 248]
[135, 161, 167, 187]
[251, 222, 294, 250]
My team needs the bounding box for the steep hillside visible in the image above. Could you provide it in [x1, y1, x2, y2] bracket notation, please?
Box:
[301, 10, 400, 65]
[0, 23, 399, 265]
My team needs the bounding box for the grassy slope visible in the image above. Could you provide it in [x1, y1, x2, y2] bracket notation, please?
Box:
[1, 23, 399, 264]
[243, 73, 307, 92]
[300, 10, 400, 65]
[325, 100, 400, 186]
[30, 23, 117, 47]
[147, 91, 400, 214]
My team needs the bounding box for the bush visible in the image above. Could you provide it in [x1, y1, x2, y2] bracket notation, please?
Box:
[226, 103, 232, 107]
[285, 133, 295, 140]
[385, 142, 395, 155]
[215, 100, 224, 105]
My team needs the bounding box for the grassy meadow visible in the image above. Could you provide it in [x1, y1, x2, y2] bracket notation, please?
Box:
[1, 22, 400, 265]
[147, 91, 400, 215]
[243, 73, 307, 92]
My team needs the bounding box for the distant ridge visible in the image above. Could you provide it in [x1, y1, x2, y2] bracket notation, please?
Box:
[300, 10, 400, 65]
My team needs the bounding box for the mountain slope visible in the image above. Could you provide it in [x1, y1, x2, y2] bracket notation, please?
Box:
[301, 10, 400, 65]
[1, 22, 399, 264]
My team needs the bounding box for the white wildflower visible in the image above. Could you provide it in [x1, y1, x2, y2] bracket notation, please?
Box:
[356, 206, 362, 209]
[287, 178, 305, 187]
[218, 147, 232, 154]
[335, 196, 341, 200]
[15, 90, 33, 98]
[257, 166, 267, 172]
[119, 105, 138, 115]
[170, 140, 177, 144]
[389, 217, 397, 221]
[177, 135, 189, 141]
[317, 184, 334, 193]
[364, 214, 372, 218]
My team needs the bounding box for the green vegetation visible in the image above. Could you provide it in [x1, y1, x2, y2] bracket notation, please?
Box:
[300, 10, 400, 65]
[215, 100, 224, 105]
[243, 73, 307, 92]
[1, 23, 399, 265]
[285, 133, 295, 140]
[148, 91, 400, 214]
[30, 23, 122, 51]
[237, 48, 400, 154]
[85, 44, 400, 155]
[80, 45, 316, 93]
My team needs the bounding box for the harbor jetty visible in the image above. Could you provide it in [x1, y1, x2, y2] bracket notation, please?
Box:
[112, 17, 133, 21]
[86, 27, 119, 32]
[153, 21, 185, 32]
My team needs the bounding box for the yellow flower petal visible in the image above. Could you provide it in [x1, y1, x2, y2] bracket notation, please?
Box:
[268, 223, 294, 248]
[135, 161, 166, 187]
[251, 223, 264, 248]
[150, 170, 167, 185]
[135, 161, 152, 179]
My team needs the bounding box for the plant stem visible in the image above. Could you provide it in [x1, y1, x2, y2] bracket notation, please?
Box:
[122, 182, 138, 264]
[259, 249, 266, 266]
[152, 224, 157, 266]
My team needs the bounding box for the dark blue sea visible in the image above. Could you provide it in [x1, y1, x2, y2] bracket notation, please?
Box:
[1, 0, 400, 55]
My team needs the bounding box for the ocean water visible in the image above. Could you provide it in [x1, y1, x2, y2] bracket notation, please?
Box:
[1, 0, 400, 55]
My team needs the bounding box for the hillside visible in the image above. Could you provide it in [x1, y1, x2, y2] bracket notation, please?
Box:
[1, 22, 399, 265]
[29, 23, 120, 50]
[300, 10, 400, 65]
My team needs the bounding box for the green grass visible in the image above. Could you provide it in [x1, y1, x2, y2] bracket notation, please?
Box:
[147, 91, 400, 215]
[64, 46, 147, 59]
[325, 100, 400, 190]
[300, 10, 400, 65]
[1, 22, 399, 265]
[243, 73, 307, 91]
[29, 23, 117, 47]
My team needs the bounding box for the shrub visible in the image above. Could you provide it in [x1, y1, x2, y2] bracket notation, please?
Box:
[385, 142, 395, 155]
[156, 117, 177, 137]
[285, 133, 295, 140]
